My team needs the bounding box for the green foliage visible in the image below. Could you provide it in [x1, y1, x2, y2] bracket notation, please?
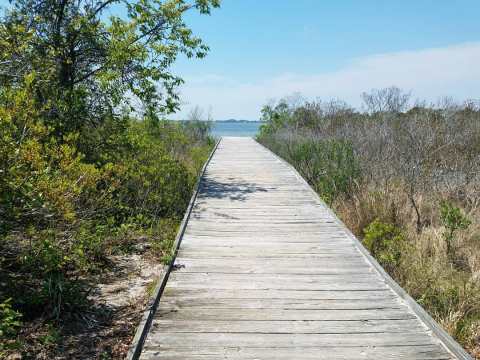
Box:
[405, 260, 480, 345]
[0, 298, 22, 338]
[289, 139, 359, 204]
[258, 98, 360, 205]
[142, 218, 178, 263]
[363, 219, 406, 273]
[440, 201, 471, 258]
[39, 323, 61, 346]
[0, 0, 218, 356]
[258, 101, 292, 137]
[182, 120, 213, 143]
[0, 83, 213, 323]
[0, 0, 220, 135]
[0, 116, 213, 323]
[0, 116, 213, 321]
[258, 137, 360, 205]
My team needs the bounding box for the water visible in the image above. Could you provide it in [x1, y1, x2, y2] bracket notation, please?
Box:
[211, 121, 263, 138]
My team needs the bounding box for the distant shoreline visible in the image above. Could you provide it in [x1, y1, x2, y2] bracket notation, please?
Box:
[214, 119, 263, 123]
[214, 119, 263, 122]
[174, 119, 264, 123]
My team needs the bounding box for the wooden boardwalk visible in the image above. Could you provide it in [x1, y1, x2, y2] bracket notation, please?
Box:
[139, 137, 470, 360]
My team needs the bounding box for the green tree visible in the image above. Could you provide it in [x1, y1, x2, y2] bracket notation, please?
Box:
[363, 219, 406, 274]
[440, 201, 471, 260]
[0, 0, 220, 136]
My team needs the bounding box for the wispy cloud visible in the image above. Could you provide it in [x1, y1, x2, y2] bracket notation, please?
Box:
[175, 42, 480, 120]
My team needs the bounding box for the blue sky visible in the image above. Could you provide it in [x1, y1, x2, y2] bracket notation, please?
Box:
[173, 0, 480, 119]
[1, 0, 478, 119]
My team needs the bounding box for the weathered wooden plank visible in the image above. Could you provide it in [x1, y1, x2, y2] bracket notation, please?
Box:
[141, 346, 453, 360]
[159, 297, 404, 310]
[166, 273, 388, 291]
[181, 234, 352, 242]
[167, 272, 386, 284]
[144, 332, 440, 348]
[161, 288, 397, 300]
[172, 258, 372, 274]
[176, 250, 363, 259]
[151, 318, 426, 334]
[181, 235, 351, 242]
[178, 243, 360, 254]
[154, 308, 416, 321]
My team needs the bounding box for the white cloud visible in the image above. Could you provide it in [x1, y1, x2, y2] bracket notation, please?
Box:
[175, 42, 480, 120]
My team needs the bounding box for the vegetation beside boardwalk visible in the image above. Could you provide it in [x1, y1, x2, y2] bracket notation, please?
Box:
[257, 88, 480, 357]
[0, 0, 219, 358]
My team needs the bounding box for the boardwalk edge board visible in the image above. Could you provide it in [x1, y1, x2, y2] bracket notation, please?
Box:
[126, 138, 221, 360]
[255, 139, 472, 360]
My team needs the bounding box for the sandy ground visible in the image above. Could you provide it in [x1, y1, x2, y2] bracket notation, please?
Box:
[13, 247, 165, 360]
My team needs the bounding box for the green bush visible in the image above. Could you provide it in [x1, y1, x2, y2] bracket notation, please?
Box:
[182, 120, 213, 143]
[406, 260, 480, 345]
[363, 219, 407, 274]
[440, 201, 471, 259]
[0, 94, 213, 321]
[257, 100, 360, 205]
[267, 139, 360, 205]
[0, 298, 22, 338]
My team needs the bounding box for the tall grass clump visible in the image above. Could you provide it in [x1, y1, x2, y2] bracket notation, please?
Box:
[257, 88, 480, 357]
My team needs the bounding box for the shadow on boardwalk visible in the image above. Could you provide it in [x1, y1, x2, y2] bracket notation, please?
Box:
[197, 177, 269, 201]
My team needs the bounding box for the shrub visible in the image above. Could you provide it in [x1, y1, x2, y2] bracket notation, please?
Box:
[258, 137, 360, 205]
[0, 298, 22, 338]
[0, 108, 213, 322]
[362, 219, 407, 275]
[440, 201, 471, 260]
[183, 120, 213, 143]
